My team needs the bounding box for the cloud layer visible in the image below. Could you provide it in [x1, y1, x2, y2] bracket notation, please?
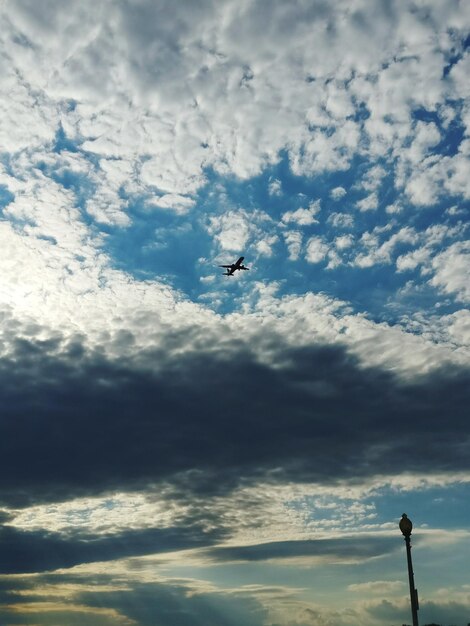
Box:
[0, 1, 469, 625]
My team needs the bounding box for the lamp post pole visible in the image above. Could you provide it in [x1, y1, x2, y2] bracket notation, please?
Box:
[399, 513, 419, 626]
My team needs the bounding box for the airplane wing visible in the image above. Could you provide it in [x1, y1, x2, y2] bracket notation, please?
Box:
[218, 258, 247, 275]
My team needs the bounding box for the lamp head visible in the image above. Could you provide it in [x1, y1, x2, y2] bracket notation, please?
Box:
[399, 513, 413, 537]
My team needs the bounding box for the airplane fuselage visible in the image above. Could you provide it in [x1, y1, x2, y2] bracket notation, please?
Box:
[219, 256, 250, 275]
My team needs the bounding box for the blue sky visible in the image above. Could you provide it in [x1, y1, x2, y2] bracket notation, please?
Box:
[0, 1, 469, 625]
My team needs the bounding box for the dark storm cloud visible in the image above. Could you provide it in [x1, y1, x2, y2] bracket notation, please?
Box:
[0, 576, 32, 604]
[0, 521, 397, 575]
[0, 327, 469, 509]
[0, 523, 225, 574]
[77, 581, 267, 626]
[0, 574, 268, 626]
[206, 534, 398, 562]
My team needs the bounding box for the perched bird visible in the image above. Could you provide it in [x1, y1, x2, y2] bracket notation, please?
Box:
[399, 513, 413, 536]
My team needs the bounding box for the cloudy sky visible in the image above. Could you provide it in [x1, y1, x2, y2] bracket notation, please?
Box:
[0, 1, 469, 625]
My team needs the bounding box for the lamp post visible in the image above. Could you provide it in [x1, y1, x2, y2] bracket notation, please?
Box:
[399, 513, 419, 626]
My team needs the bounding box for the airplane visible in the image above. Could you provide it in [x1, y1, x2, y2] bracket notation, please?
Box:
[219, 256, 250, 276]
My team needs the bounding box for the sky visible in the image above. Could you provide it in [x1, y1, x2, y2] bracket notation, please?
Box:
[0, 1, 469, 625]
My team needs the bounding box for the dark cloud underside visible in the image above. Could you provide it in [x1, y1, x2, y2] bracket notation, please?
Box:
[206, 535, 398, 562]
[0, 329, 468, 508]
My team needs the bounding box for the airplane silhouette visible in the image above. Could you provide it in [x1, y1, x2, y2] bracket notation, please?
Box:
[219, 256, 250, 276]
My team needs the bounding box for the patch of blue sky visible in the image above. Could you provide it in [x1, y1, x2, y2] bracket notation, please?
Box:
[35, 160, 105, 249]
[351, 100, 371, 123]
[385, 283, 461, 328]
[164, 559, 340, 597]
[442, 33, 470, 77]
[0, 153, 16, 178]
[288, 482, 470, 534]
[29, 122, 90, 210]
[411, 108, 441, 124]
[53, 123, 80, 154]
[435, 119, 466, 158]
[63, 115, 467, 322]
[412, 104, 466, 158]
[196, 156, 463, 321]
[36, 135, 104, 233]
[159, 505, 469, 606]
[48, 162, 97, 209]
[105, 198, 214, 296]
[0, 185, 14, 214]
[364, 482, 470, 532]
[162, 542, 407, 608]
[407, 198, 467, 231]
[192, 158, 379, 307]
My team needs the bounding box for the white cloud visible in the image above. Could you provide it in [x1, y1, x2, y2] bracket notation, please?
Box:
[2, 172, 91, 250]
[431, 241, 470, 302]
[10, 473, 470, 556]
[328, 212, 354, 229]
[140, 153, 206, 196]
[256, 234, 279, 257]
[1, 10, 470, 625]
[1, 0, 468, 236]
[207, 210, 252, 252]
[305, 236, 329, 264]
[446, 310, 470, 347]
[290, 120, 361, 175]
[450, 50, 470, 100]
[148, 193, 196, 214]
[269, 178, 282, 196]
[385, 202, 402, 214]
[403, 160, 443, 206]
[330, 186, 346, 200]
[335, 235, 354, 250]
[348, 581, 404, 594]
[2, 1, 469, 181]
[326, 249, 342, 270]
[360, 165, 386, 192]
[403, 148, 470, 207]
[0, 47, 59, 152]
[354, 227, 419, 268]
[396, 247, 432, 273]
[281, 200, 321, 226]
[284, 231, 303, 261]
[0, 0, 468, 382]
[9, 491, 184, 535]
[207, 208, 272, 254]
[396, 224, 464, 274]
[240, 284, 470, 378]
[446, 205, 465, 216]
[86, 189, 130, 226]
[405, 121, 441, 164]
[356, 193, 379, 212]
